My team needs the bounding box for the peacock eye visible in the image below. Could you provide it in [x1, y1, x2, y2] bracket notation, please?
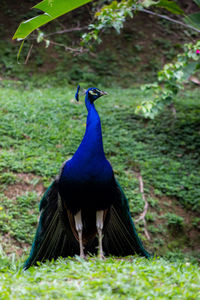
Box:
[89, 90, 97, 95]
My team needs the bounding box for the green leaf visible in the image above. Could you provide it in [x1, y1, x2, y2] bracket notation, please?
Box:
[17, 40, 25, 63]
[13, 14, 53, 40]
[184, 12, 200, 30]
[142, 0, 159, 8]
[13, 0, 92, 40]
[156, 0, 184, 15]
[182, 62, 199, 80]
[194, 0, 200, 8]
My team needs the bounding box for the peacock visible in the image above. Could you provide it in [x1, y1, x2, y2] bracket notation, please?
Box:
[23, 86, 150, 270]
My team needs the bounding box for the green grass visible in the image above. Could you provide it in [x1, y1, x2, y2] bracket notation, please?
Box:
[0, 256, 200, 299]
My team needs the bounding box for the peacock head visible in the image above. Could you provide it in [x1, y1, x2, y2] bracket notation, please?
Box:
[75, 85, 108, 103]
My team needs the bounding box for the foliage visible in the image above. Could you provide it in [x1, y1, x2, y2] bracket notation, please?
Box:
[13, 0, 188, 45]
[13, 0, 92, 40]
[82, 0, 184, 46]
[155, 0, 184, 14]
[184, 0, 200, 30]
[0, 256, 200, 299]
[191, 217, 200, 228]
[135, 40, 200, 118]
[11, 0, 200, 122]
[0, 193, 38, 244]
[82, 0, 135, 45]
[0, 32, 178, 88]
[165, 213, 184, 228]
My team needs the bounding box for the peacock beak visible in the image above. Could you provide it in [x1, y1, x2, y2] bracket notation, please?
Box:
[100, 90, 108, 96]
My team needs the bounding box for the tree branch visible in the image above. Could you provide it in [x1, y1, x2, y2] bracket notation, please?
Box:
[48, 40, 88, 54]
[27, 26, 89, 55]
[136, 7, 200, 33]
[44, 26, 88, 37]
[135, 172, 151, 241]
[25, 44, 33, 64]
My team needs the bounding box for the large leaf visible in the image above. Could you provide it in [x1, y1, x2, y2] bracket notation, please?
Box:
[142, 0, 159, 8]
[184, 12, 200, 30]
[13, 0, 92, 40]
[156, 0, 184, 15]
[182, 62, 199, 81]
[194, 0, 200, 8]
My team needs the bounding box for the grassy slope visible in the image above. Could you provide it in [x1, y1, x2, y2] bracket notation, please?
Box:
[0, 81, 200, 297]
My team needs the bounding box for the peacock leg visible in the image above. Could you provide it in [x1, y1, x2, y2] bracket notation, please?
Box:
[74, 210, 85, 258]
[96, 210, 105, 259]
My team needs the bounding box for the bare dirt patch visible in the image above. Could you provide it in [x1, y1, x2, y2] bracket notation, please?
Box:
[0, 233, 29, 257]
[4, 173, 45, 199]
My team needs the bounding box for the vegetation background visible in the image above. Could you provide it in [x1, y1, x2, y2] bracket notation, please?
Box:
[0, 0, 200, 298]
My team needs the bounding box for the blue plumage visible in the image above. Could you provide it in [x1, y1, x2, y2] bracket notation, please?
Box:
[59, 87, 113, 213]
[75, 85, 80, 102]
[23, 86, 150, 269]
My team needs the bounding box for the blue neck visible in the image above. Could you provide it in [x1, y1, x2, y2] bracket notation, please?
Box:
[73, 94, 105, 160]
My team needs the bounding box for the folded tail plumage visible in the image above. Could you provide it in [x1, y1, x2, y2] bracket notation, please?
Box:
[24, 178, 150, 269]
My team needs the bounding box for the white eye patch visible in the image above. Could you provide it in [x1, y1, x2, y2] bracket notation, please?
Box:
[89, 90, 98, 95]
